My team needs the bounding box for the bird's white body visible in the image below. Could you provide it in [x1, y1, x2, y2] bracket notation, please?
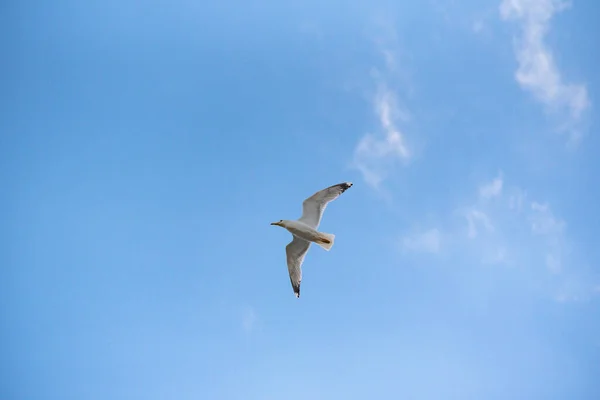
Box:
[271, 181, 353, 297]
[278, 219, 335, 251]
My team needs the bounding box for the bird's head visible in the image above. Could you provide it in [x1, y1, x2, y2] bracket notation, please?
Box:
[270, 219, 284, 227]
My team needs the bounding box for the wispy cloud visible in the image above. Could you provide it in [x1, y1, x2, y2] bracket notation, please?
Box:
[352, 25, 411, 189]
[353, 85, 410, 188]
[401, 228, 441, 254]
[479, 173, 503, 199]
[402, 173, 598, 302]
[499, 0, 590, 141]
[529, 201, 565, 236]
[465, 209, 495, 238]
[528, 201, 568, 274]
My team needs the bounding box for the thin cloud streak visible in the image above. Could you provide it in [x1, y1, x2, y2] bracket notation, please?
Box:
[352, 22, 412, 189]
[401, 173, 598, 302]
[479, 174, 504, 199]
[353, 85, 410, 188]
[499, 0, 590, 141]
[401, 228, 441, 254]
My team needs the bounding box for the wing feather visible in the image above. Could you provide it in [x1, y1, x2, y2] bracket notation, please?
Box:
[285, 236, 311, 298]
[298, 182, 353, 229]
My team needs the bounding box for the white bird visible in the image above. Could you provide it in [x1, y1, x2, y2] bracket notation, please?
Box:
[271, 182, 353, 298]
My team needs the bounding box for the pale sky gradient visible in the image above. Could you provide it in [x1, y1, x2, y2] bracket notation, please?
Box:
[2, 0, 599, 399]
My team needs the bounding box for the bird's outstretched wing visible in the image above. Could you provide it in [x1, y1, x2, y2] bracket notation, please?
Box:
[298, 182, 353, 229]
[285, 236, 311, 298]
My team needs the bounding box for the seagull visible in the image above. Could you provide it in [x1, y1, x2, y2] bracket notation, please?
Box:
[271, 182, 353, 298]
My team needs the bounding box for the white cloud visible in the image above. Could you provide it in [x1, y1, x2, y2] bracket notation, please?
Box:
[479, 174, 504, 199]
[527, 201, 568, 276]
[352, 24, 411, 189]
[402, 228, 441, 254]
[465, 209, 495, 238]
[499, 0, 589, 140]
[404, 174, 597, 302]
[529, 201, 565, 235]
[353, 85, 410, 188]
[508, 189, 526, 211]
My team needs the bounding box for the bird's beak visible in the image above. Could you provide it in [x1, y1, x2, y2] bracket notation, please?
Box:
[271, 221, 280, 226]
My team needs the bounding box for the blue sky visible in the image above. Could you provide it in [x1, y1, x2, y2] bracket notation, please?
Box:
[2, 0, 599, 398]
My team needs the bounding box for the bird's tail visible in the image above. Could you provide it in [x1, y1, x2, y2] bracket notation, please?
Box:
[315, 232, 335, 251]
